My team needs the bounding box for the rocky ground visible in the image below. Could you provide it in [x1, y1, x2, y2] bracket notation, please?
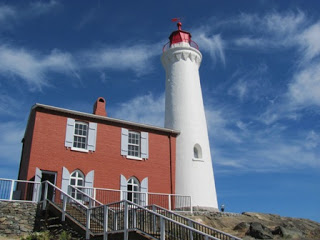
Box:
[188, 211, 320, 239]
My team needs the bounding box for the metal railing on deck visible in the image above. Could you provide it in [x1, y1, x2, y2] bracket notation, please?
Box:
[0, 178, 41, 202]
[75, 186, 192, 212]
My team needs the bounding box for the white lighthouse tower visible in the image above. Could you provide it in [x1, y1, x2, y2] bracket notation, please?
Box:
[162, 22, 218, 209]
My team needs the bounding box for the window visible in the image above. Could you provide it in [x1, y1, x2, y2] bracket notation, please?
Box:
[65, 118, 97, 152]
[70, 170, 84, 200]
[194, 147, 199, 158]
[73, 121, 88, 149]
[120, 175, 148, 206]
[128, 131, 140, 157]
[127, 177, 140, 204]
[193, 144, 203, 161]
[121, 128, 149, 159]
[61, 167, 94, 200]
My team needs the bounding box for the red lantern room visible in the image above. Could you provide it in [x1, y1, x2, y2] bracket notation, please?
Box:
[169, 22, 192, 45]
[163, 21, 199, 52]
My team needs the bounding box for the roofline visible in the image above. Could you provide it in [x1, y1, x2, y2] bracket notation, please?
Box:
[31, 103, 180, 135]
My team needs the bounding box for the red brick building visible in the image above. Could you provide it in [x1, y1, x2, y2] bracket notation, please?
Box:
[18, 97, 178, 205]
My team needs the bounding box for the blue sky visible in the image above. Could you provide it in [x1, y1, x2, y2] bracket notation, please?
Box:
[0, 0, 319, 222]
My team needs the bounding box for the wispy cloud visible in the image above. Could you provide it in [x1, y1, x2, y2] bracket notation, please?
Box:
[28, 0, 59, 15]
[194, 33, 226, 66]
[0, 93, 23, 116]
[206, 104, 320, 172]
[228, 63, 269, 101]
[0, 1, 59, 29]
[0, 45, 79, 91]
[0, 4, 16, 28]
[287, 62, 320, 108]
[81, 44, 159, 76]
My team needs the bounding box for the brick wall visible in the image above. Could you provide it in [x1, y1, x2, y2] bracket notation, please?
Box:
[19, 107, 177, 196]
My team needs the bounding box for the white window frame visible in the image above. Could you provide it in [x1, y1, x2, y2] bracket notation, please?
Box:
[127, 177, 140, 204]
[70, 170, 85, 200]
[193, 143, 204, 162]
[65, 118, 97, 153]
[128, 131, 141, 158]
[72, 121, 89, 151]
[121, 128, 148, 160]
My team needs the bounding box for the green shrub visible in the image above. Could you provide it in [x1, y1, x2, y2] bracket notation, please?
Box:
[59, 231, 72, 240]
[21, 231, 50, 240]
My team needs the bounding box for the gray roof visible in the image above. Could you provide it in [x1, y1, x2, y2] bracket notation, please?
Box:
[32, 103, 180, 135]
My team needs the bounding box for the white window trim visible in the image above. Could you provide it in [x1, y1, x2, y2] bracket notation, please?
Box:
[121, 128, 148, 160]
[73, 121, 88, 150]
[192, 157, 204, 162]
[65, 118, 97, 153]
[128, 131, 141, 158]
[71, 147, 89, 153]
[126, 156, 143, 161]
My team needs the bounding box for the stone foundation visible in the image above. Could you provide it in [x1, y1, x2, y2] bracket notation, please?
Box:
[0, 201, 39, 237]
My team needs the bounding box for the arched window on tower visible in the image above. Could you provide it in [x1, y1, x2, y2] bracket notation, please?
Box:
[127, 177, 140, 204]
[70, 170, 85, 200]
[193, 144, 203, 160]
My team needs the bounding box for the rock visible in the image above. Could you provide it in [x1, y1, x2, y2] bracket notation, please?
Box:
[246, 222, 273, 239]
[272, 226, 303, 239]
[234, 222, 250, 231]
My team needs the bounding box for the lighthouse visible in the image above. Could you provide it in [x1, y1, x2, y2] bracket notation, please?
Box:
[161, 22, 218, 209]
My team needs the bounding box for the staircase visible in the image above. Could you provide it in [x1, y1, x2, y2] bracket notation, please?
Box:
[41, 181, 242, 240]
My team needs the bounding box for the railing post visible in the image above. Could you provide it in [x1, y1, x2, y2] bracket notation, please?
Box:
[160, 216, 165, 240]
[114, 212, 118, 231]
[86, 208, 91, 240]
[190, 196, 193, 213]
[168, 194, 171, 211]
[42, 182, 48, 210]
[62, 194, 67, 221]
[94, 188, 97, 206]
[188, 219, 194, 240]
[152, 205, 156, 232]
[89, 198, 92, 208]
[103, 205, 108, 240]
[9, 180, 14, 200]
[145, 192, 148, 206]
[133, 207, 137, 228]
[123, 201, 128, 240]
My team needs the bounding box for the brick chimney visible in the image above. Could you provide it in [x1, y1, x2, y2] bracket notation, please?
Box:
[93, 97, 107, 116]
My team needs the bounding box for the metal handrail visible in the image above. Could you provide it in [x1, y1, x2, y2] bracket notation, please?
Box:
[147, 204, 242, 240]
[105, 200, 219, 240]
[77, 186, 192, 212]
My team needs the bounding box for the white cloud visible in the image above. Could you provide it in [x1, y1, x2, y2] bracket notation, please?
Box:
[81, 44, 159, 76]
[0, 45, 79, 91]
[305, 130, 320, 150]
[298, 22, 320, 62]
[110, 93, 165, 127]
[287, 62, 320, 108]
[193, 32, 225, 65]
[206, 107, 243, 143]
